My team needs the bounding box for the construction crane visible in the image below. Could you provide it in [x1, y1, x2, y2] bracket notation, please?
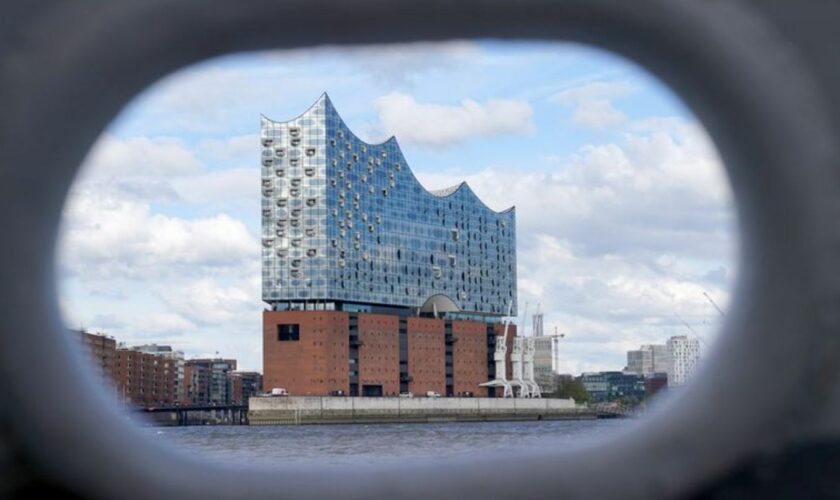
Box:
[510, 302, 528, 397]
[703, 291, 726, 318]
[521, 302, 529, 337]
[672, 310, 709, 348]
[520, 302, 541, 398]
[480, 301, 515, 397]
[532, 302, 544, 337]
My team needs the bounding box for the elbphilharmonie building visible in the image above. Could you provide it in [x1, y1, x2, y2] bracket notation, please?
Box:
[261, 94, 517, 317]
[261, 94, 518, 398]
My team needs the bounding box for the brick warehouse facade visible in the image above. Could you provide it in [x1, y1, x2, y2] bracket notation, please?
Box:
[452, 321, 490, 397]
[357, 314, 400, 396]
[407, 317, 446, 397]
[264, 310, 516, 397]
[263, 311, 349, 396]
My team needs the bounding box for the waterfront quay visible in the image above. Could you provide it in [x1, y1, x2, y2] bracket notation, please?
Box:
[249, 396, 593, 425]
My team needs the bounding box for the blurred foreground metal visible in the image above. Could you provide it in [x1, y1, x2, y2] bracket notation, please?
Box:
[2, 1, 840, 498]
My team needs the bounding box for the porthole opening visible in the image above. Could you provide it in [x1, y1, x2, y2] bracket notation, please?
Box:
[57, 39, 736, 471]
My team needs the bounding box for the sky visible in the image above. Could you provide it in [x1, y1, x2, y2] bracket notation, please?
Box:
[57, 40, 737, 374]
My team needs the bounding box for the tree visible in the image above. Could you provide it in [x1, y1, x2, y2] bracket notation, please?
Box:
[544, 374, 589, 403]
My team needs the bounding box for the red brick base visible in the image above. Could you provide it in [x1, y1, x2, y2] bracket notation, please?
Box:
[263, 310, 515, 397]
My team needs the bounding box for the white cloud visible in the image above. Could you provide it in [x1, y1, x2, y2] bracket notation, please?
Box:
[74, 135, 260, 211]
[79, 134, 202, 179]
[196, 134, 259, 163]
[550, 81, 634, 129]
[514, 233, 728, 375]
[140, 66, 253, 133]
[59, 193, 258, 280]
[278, 42, 482, 86]
[373, 92, 534, 147]
[417, 120, 731, 258]
[129, 42, 484, 137]
[74, 135, 199, 203]
[171, 168, 258, 205]
[156, 278, 257, 326]
[113, 41, 493, 137]
[416, 118, 736, 372]
[59, 131, 266, 368]
[132, 312, 198, 337]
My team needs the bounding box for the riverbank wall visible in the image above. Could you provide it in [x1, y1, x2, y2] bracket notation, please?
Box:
[248, 396, 595, 425]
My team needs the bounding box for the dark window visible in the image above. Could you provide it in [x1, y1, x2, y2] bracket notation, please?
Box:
[362, 384, 383, 397]
[278, 324, 300, 341]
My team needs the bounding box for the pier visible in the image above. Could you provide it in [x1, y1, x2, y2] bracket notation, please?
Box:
[138, 404, 249, 426]
[249, 396, 595, 425]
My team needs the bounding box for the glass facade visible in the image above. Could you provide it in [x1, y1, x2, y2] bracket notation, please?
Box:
[261, 94, 517, 316]
[580, 372, 646, 403]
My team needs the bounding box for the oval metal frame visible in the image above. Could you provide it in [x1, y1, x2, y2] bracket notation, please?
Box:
[1, 0, 839, 498]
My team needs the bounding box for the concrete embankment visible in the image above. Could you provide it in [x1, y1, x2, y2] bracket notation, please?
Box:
[249, 396, 595, 425]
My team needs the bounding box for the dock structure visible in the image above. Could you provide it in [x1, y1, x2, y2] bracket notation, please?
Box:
[249, 396, 592, 425]
[137, 404, 250, 426]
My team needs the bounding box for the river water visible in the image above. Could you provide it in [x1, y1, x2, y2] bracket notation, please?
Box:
[147, 419, 630, 467]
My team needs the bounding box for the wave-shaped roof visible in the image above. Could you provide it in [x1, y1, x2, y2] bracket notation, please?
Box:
[430, 183, 464, 197]
[263, 93, 515, 215]
[261, 93, 517, 316]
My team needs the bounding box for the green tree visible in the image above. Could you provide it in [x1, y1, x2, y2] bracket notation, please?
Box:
[564, 377, 589, 403]
[544, 374, 589, 403]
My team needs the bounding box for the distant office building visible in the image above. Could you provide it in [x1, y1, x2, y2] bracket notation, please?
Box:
[651, 344, 669, 375]
[626, 344, 668, 376]
[533, 334, 564, 391]
[532, 311, 544, 337]
[229, 372, 263, 405]
[626, 349, 646, 374]
[114, 347, 178, 407]
[184, 358, 237, 405]
[580, 371, 646, 403]
[666, 335, 701, 387]
[71, 329, 117, 385]
[133, 344, 185, 403]
[260, 95, 518, 397]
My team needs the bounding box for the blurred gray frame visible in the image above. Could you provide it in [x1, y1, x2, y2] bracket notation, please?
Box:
[1, 0, 840, 498]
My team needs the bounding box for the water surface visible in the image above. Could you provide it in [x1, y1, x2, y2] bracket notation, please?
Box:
[149, 419, 630, 467]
